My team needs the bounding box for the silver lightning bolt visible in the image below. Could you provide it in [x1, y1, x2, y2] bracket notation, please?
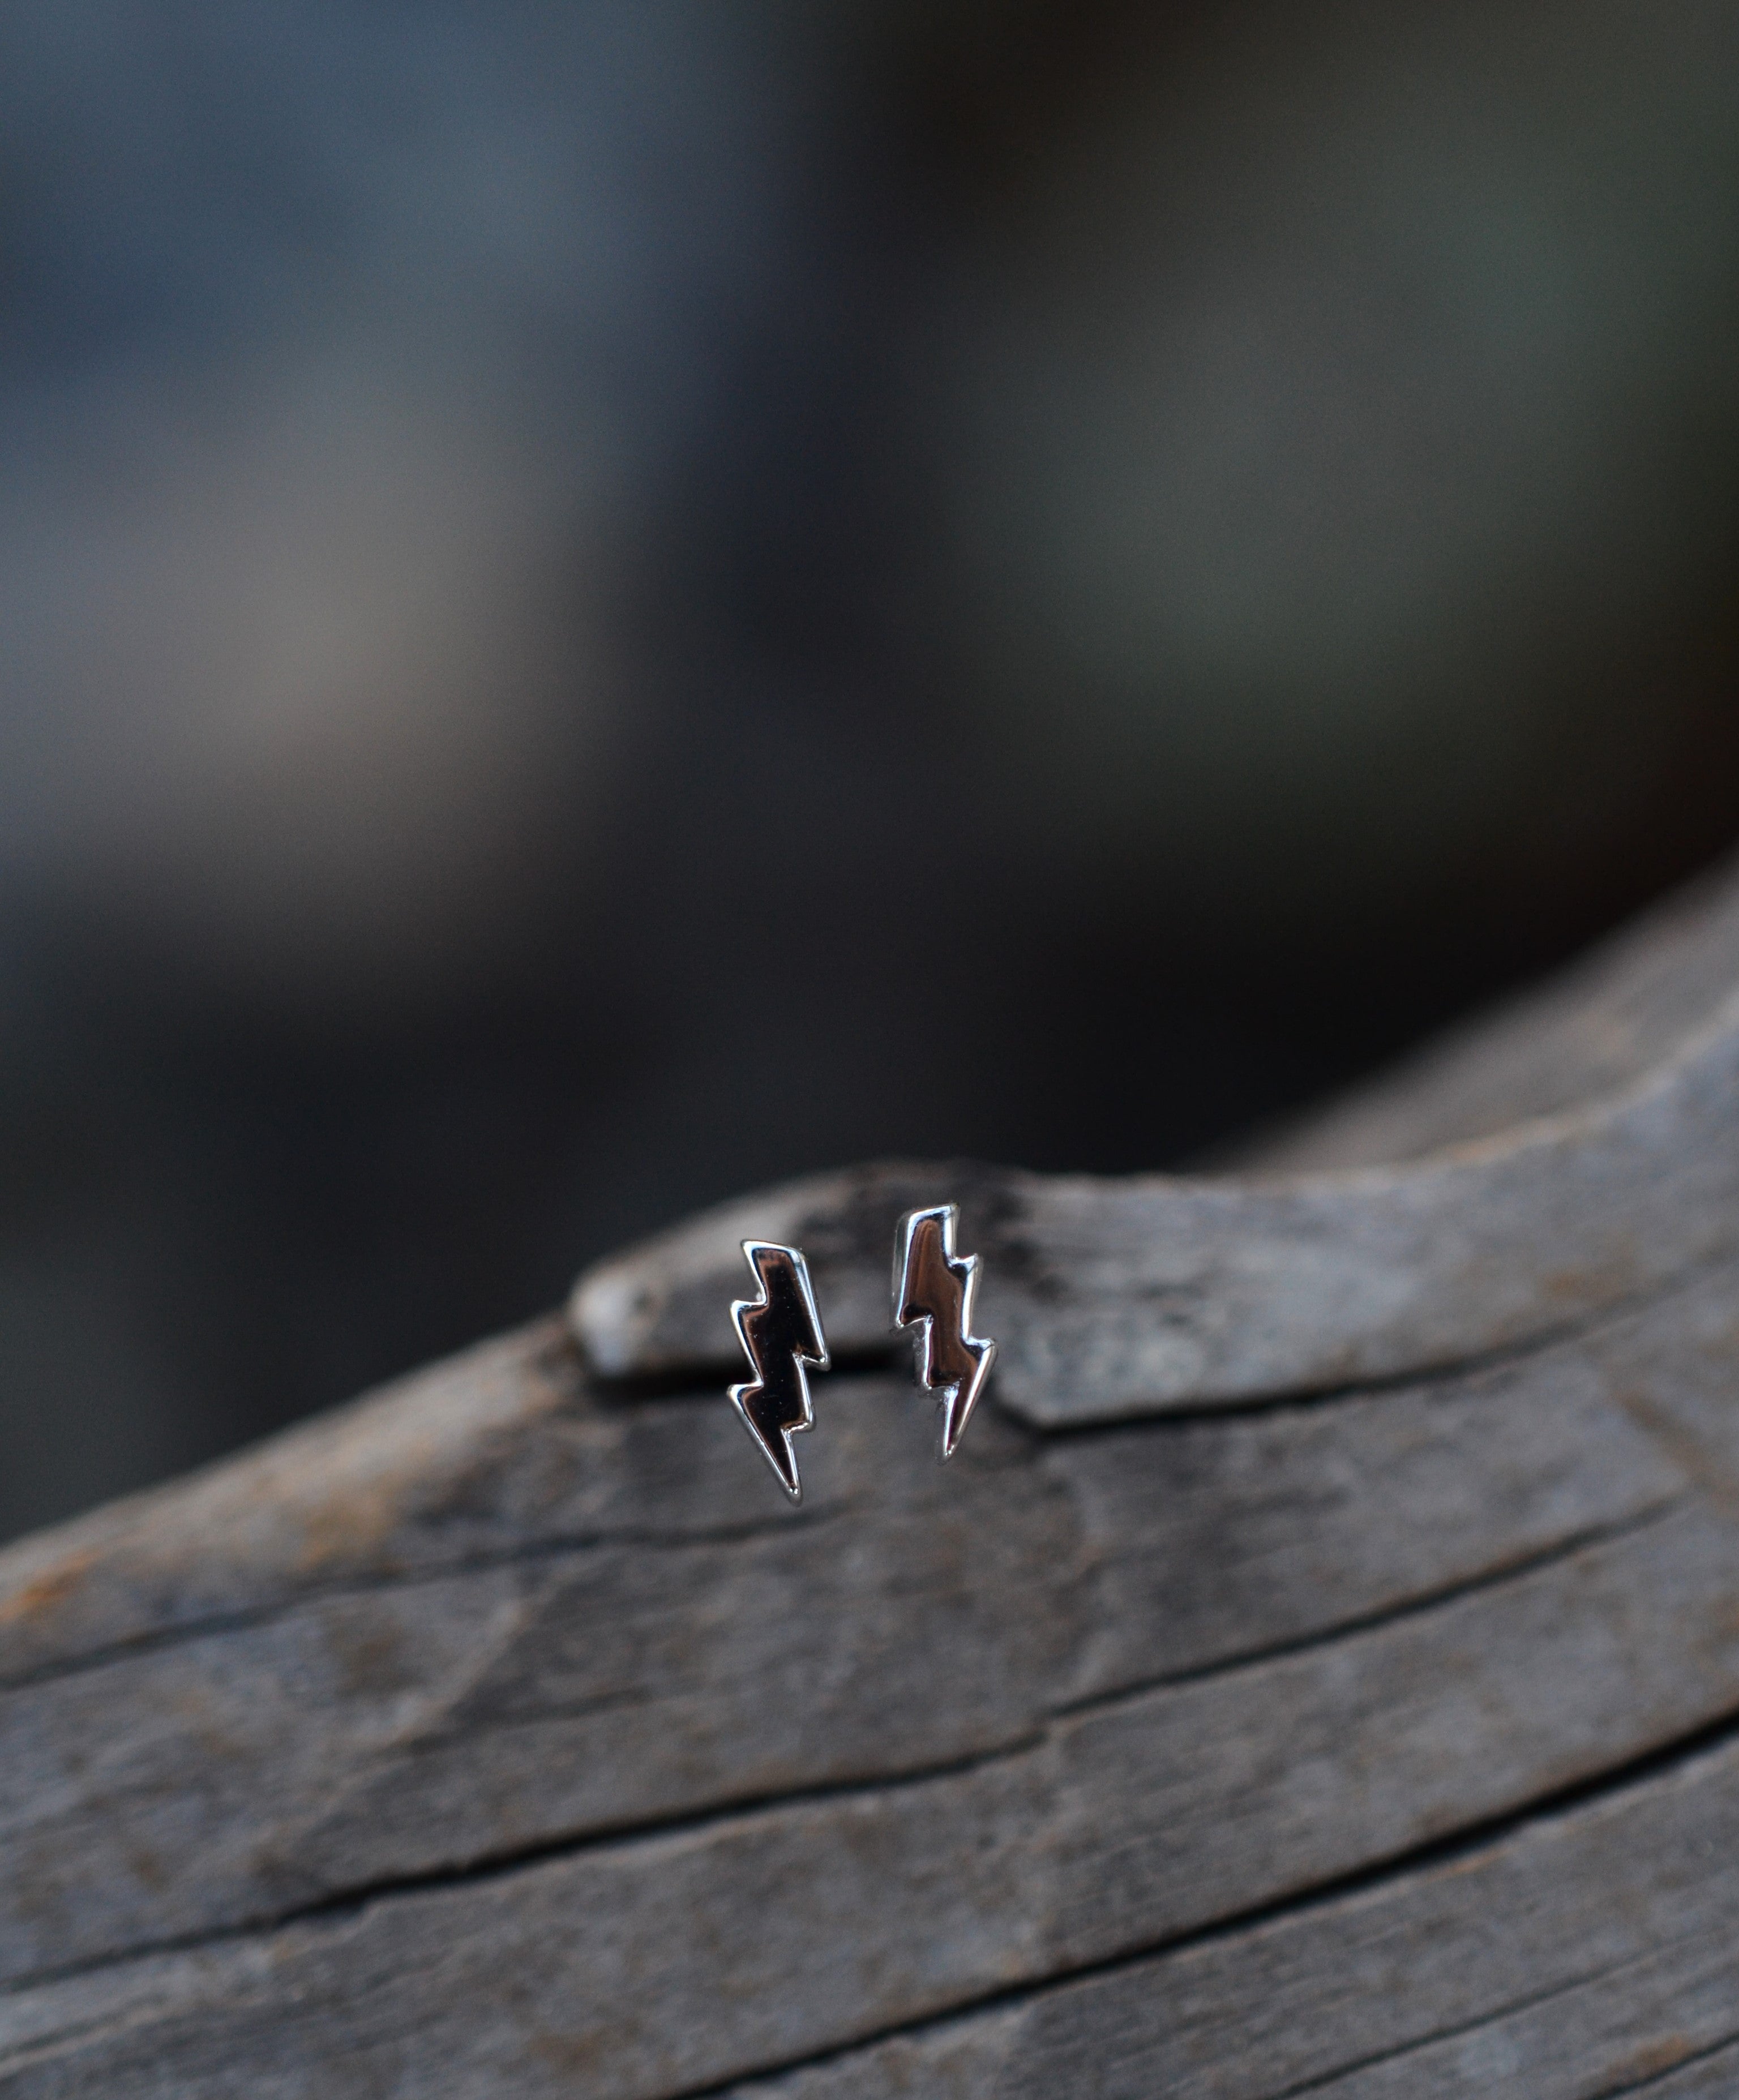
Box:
[893, 1203, 997, 1460]
[729, 1241, 830, 1501]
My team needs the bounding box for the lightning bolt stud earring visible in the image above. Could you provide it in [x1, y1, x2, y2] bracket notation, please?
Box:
[893, 1204, 997, 1461]
[729, 1241, 830, 1501]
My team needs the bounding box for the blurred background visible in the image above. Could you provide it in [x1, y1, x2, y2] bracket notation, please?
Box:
[2, 0, 1738, 1542]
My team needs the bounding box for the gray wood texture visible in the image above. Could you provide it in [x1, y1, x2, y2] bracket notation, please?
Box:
[573, 985, 1739, 1426]
[6, 860, 1739, 2095]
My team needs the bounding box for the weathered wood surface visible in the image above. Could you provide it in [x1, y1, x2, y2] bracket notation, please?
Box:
[5, 860, 1739, 2095]
[1240, 845, 1739, 1171]
[572, 860, 1739, 1424]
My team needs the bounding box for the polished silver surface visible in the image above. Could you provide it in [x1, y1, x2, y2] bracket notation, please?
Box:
[893, 1203, 997, 1460]
[728, 1240, 830, 1501]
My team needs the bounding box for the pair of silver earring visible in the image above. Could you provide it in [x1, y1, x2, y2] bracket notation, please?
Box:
[727, 1203, 996, 1501]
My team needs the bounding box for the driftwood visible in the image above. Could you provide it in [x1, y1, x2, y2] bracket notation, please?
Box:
[6, 858, 1739, 2095]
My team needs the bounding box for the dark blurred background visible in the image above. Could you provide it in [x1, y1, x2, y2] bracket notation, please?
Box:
[3, 0, 1738, 1542]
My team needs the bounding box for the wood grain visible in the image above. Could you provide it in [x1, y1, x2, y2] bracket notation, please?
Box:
[571, 988, 1739, 1424]
[5, 862, 1739, 2095]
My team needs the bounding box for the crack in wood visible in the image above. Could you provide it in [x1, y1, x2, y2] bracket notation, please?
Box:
[0, 1503, 856, 1699]
[1262, 1954, 1651, 2099]
[12, 862, 1739, 2092]
[1047, 1495, 1685, 1718]
[1587, 2033, 1739, 2100]
[0, 1502, 1715, 2017]
[667, 1710, 1739, 2100]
